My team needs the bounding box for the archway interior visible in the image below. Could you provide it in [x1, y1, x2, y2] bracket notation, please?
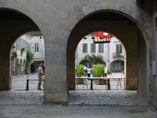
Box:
[10, 32, 45, 91]
[67, 10, 148, 102]
[75, 31, 126, 90]
[0, 9, 46, 104]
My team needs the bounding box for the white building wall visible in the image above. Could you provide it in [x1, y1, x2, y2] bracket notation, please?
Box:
[75, 33, 126, 70]
[31, 36, 45, 61]
[75, 34, 108, 65]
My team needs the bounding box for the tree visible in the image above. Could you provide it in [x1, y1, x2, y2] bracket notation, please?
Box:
[25, 51, 33, 73]
[82, 54, 104, 68]
[11, 51, 17, 58]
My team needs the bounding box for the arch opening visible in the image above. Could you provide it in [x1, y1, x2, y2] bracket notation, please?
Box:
[67, 10, 148, 104]
[0, 9, 46, 104]
[75, 31, 126, 90]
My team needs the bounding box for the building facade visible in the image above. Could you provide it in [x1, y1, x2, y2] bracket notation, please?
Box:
[10, 34, 32, 76]
[31, 36, 45, 71]
[75, 33, 125, 73]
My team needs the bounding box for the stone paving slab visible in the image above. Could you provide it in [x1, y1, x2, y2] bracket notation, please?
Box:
[69, 90, 149, 106]
[0, 91, 43, 105]
[0, 105, 156, 118]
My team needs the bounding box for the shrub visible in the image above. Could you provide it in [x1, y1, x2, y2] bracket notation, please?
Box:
[31, 63, 36, 73]
[75, 64, 86, 77]
[11, 51, 17, 58]
[107, 70, 112, 74]
[92, 64, 105, 77]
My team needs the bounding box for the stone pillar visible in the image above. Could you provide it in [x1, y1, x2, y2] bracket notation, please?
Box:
[0, 37, 11, 90]
[123, 28, 138, 90]
[44, 35, 68, 103]
[153, 1, 157, 105]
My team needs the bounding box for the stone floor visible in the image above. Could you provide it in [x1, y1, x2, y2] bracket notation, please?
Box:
[0, 91, 43, 105]
[69, 90, 149, 106]
[0, 105, 156, 118]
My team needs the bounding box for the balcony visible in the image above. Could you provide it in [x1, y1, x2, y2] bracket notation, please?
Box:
[113, 53, 124, 59]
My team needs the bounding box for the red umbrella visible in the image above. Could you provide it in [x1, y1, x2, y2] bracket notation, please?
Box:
[94, 32, 114, 39]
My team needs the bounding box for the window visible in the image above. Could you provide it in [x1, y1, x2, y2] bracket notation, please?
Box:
[99, 44, 104, 53]
[23, 40, 27, 51]
[116, 44, 122, 54]
[91, 43, 96, 53]
[16, 39, 21, 49]
[83, 43, 87, 53]
[35, 43, 39, 52]
[27, 43, 31, 52]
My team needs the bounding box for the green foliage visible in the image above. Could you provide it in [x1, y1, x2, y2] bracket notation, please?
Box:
[21, 48, 25, 55]
[92, 64, 105, 77]
[25, 51, 33, 73]
[75, 64, 86, 77]
[82, 54, 104, 67]
[107, 70, 112, 74]
[11, 51, 17, 58]
[31, 63, 36, 73]
[21, 48, 25, 52]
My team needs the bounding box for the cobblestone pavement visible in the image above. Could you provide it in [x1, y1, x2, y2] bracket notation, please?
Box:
[0, 105, 156, 118]
[69, 90, 149, 106]
[0, 91, 43, 105]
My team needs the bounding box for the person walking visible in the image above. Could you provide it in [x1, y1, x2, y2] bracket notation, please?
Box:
[37, 63, 44, 90]
[103, 65, 107, 77]
[87, 67, 92, 77]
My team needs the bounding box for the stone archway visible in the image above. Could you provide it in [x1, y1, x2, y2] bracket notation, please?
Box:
[110, 60, 124, 73]
[67, 10, 148, 99]
[0, 9, 40, 90]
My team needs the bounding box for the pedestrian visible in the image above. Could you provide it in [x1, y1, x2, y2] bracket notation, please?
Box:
[11, 67, 14, 76]
[87, 67, 91, 77]
[42, 64, 45, 88]
[103, 64, 108, 88]
[103, 64, 107, 77]
[37, 63, 44, 90]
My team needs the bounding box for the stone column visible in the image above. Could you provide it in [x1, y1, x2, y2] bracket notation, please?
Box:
[44, 33, 68, 103]
[153, 1, 157, 105]
[0, 36, 11, 90]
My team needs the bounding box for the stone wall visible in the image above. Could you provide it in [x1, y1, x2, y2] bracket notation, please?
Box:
[0, 0, 154, 104]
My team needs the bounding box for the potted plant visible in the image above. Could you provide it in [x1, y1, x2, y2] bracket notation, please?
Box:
[75, 64, 86, 84]
[92, 64, 105, 85]
[107, 70, 112, 75]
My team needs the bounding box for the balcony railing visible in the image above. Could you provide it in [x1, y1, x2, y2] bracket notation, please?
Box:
[113, 53, 124, 59]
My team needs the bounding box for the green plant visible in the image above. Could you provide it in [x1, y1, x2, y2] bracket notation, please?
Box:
[31, 63, 36, 73]
[25, 51, 33, 73]
[92, 64, 105, 77]
[11, 51, 17, 58]
[82, 54, 104, 68]
[75, 64, 86, 77]
[107, 70, 112, 74]
[21, 48, 25, 55]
